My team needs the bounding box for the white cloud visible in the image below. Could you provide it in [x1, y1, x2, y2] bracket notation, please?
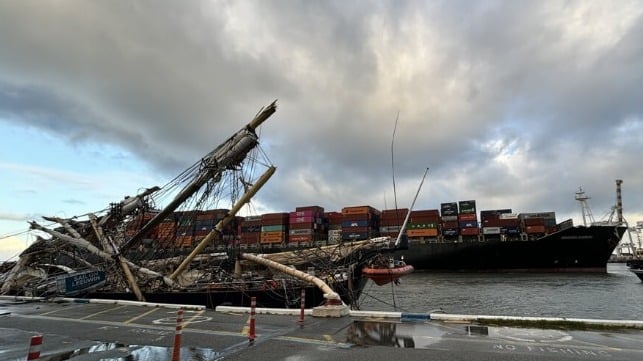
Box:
[0, 0, 641, 234]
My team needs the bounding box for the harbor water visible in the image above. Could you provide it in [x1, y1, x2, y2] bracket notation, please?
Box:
[357, 262, 643, 320]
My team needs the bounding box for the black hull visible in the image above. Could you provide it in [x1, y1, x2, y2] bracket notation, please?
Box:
[394, 225, 626, 272]
[626, 259, 643, 282]
[85, 277, 368, 309]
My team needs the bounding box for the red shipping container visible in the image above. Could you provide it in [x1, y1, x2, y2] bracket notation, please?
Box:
[288, 234, 314, 243]
[410, 209, 440, 218]
[460, 227, 479, 236]
[498, 218, 520, 227]
[524, 217, 545, 226]
[458, 213, 477, 221]
[409, 215, 440, 223]
[442, 221, 459, 229]
[289, 215, 316, 223]
[379, 219, 405, 227]
[289, 222, 316, 230]
[342, 213, 372, 221]
[482, 219, 501, 227]
[295, 205, 324, 214]
[525, 225, 546, 234]
[261, 212, 289, 223]
[381, 208, 409, 218]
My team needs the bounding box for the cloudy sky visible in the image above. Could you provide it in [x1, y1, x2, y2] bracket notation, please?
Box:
[1, 0, 642, 261]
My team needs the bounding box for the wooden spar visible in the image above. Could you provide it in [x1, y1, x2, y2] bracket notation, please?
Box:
[88, 214, 145, 302]
[241, 253, 341, 302]
[88, 214, 113, 253]
[169, 165, 276, 281]
[395, 167, 429, 247]
[28, 221, 181, 289]
[117, 255, 145, 301]
[43, 216, 83, 239]
[119, 101, 277, 253]
[248, 100, 278, 131]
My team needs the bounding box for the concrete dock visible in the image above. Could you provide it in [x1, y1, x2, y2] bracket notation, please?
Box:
[1, 297, 642, 360]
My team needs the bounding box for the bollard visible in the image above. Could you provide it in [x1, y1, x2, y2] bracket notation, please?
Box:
[299, 288, 305, 327]
[248, 297, 256, 344]
[172, 309, 183, 361]
[26, 334, 43, 361]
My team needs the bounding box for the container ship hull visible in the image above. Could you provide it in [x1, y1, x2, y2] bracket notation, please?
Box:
[395, 225, 626, 272]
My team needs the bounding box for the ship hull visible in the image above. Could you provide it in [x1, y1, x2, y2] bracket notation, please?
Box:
[84, 277, 368, 309]
[626, 259, 643, 282]
[394, 225, 626, 272]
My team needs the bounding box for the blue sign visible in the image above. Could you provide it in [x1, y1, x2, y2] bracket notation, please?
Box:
[63, 270, 106, 295]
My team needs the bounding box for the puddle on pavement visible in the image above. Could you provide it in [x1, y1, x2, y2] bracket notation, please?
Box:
[347, 320, 442, 348]
[346, 320, 572, 349]
[40, 342, 221, 361]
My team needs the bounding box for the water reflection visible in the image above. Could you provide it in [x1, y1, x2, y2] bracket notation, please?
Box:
[347, 320, 415, 348]
[41, 342, 221, 361]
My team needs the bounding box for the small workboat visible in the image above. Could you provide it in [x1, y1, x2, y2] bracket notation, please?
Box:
[360, 167, 427, 287]
[362, 256, 414, 286]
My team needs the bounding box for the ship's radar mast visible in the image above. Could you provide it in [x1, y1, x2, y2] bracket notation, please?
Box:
[575, 187, 595, 226]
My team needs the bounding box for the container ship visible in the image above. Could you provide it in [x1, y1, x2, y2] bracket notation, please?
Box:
[123, 181, 627, 274]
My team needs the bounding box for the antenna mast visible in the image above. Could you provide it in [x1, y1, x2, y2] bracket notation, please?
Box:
[575, 187, 595, 226]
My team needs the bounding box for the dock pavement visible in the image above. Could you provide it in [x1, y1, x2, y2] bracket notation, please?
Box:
[1, 296, 642, 361]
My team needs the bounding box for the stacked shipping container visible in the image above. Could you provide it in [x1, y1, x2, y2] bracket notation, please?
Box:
[480, 209, 512, 236]
[175, 211, 197, 247]
[440, 202, 459, 237]
[379, 208, 409, 238]
[122, 202, 561, 249]
[288, 206, 326, 245]
[326, 211, 343, 244]
[519, 212, 557, 235]
[156, 216, 177, 247]
[458, 200, 479, 236]
[341, 205, 380, 241]
[194, 209, 236, 245]
[407, 209, 440, 237]
[239, 215, 262, 246]
[260, 213, 289, 244]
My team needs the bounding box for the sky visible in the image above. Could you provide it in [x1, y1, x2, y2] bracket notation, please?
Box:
[1, 0, 642, 262]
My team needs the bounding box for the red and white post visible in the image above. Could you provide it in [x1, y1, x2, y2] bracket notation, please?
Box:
[26, 334, 43, 361]
[172, 309, 183, 361]
[299, 288, 305, 327]
[248, 296, 256, 344]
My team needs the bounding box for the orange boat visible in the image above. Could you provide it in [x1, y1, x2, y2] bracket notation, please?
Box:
[362, 257, 414, 286]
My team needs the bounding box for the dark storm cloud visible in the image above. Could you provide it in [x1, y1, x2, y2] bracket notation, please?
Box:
[0, 0, 641, 222]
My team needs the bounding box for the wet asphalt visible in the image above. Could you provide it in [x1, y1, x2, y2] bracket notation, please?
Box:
[1, 298, 642, 361]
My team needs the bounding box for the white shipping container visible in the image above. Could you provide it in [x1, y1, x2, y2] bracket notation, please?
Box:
[499, 213, 519, 219]
[289, 229, 313, 235]
[441, 215, 458, 222]
[482, 227, 501, 235]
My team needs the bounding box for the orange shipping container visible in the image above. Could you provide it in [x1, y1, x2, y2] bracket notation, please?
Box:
[260, 231, 285, 243]
[407, 228, 439, 237]
[175, 235, 194, 247]
[341, 205, 380, 215]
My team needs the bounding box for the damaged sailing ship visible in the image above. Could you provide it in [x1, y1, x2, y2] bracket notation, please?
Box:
[0, 101, 406, 309]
